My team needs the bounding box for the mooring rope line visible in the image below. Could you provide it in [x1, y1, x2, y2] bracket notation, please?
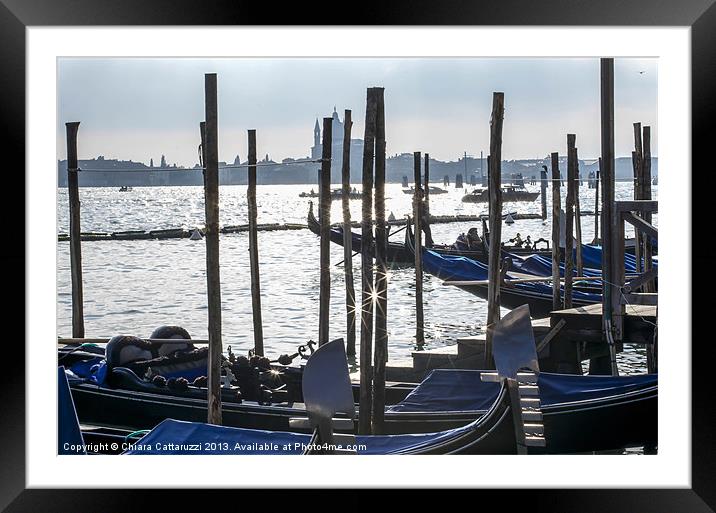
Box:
[597, 275, 659, 333]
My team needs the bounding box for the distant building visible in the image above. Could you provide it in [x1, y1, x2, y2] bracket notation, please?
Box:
[311, 107, 364, 183]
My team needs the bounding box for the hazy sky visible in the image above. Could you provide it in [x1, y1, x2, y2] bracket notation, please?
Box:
[57, 57, 657, 165]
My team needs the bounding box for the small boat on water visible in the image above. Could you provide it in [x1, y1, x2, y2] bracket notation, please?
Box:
[462, 185, 539, 203]
[403, 186, 448, 195]
[299, 188, 362, 200]
[118, 186, 133, 192]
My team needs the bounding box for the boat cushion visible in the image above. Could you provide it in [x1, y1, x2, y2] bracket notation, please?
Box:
[124, 347, 209, 380]
[106, 335, 155, 369]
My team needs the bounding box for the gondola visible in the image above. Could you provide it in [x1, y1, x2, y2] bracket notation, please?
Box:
[307, 204, 553, 265]
[415, 244, 602, 317]
[61, 320, 657, 453]
[404, 218, 553, 264]
[115, 308, 655, 455]
[306, 202, 415, 263]
[76, 366, 658, 454]
[406, 221, 656, 317]
[122, 387, 514, 455]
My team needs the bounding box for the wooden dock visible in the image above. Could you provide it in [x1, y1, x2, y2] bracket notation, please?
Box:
[388, 303, 657, 381]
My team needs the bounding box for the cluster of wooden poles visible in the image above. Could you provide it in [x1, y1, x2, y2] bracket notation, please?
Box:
[63, 59, 656, 430]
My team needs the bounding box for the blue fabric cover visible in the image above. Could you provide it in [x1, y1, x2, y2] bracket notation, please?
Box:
[422, 249, 603, 303]
[58, 366, 86, 454]
[580, 244, 657, 274]
[505, 245, 657, 278]
[387, 369, 657, 413]
[68, 358, 108, 385]
[124, 417, 481, 455]
[510, 252, 601, 278]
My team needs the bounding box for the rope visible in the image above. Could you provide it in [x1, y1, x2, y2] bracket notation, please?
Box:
[124, 430, 151, 443]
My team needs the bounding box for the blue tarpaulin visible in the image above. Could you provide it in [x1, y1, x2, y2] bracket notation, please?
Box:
[387, 369, 657, 413]
[422, 249, 603, 303]
[58, 366, 86, 454]
[507, 245, 657, 277]
[580, 244, 657, 274]
[123, 417, 481, 455]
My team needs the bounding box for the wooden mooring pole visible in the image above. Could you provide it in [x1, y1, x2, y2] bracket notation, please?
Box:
[551, 152, 561, 312]
[341, 110, 356, 356]
[594, 158, 601, 244]
[372, 88, 388, 434]
[642, 126, 655, 293]
[66, 122, 84, 338]
[597, 58, 619, 376]
[358, 88, 378, 434]
[642, 125, 656, 373]
[424, 153, 430, 216]
[247, 130, 264, 356]
[203, 73, 223, 424]
[540, 165, 548, 221]
[318, 117, 332, 347]
[574, 149, 583, 276]
[485, 92, 505, 368]
[632, 125, 643, 273]
[564, 135, 576, 309]
[413, 151, 425, 348]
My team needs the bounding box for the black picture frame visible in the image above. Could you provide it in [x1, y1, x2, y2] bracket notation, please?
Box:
[2, 0, 712, 509]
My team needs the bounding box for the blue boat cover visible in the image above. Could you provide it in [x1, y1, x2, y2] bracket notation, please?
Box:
[387, 369, 657, 413]
[422, 249, 603, 303]
[509, 252, 602, 278]
[58, 366, 86, 454]
[504, 245, 657, 278]
[123, 416, 482, 455]
[580, 244, 657, 275]
[68, 357, 107, 385]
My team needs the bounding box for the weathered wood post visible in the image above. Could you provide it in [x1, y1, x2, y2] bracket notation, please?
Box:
[341, 110, 356, 356]
[485, 92, 505, 367]
[372, 88, 388, 434]
[413, 152, 425, 348]
[540, 165, 548, 221]
[318, 117, 333, 347]
[65, 122, 84, 338]
[358, 88, 378, 434]
[574, 148, 584, 276]
[642, 126, 655, 293]
[247, 129, 264, 356]
[551, 152, 561, 311]
[642, 125, 656, 373]
[632, 125, 643, 273]
[424, 153, 430, 217]
[598, 58, 619, 376]
[564, 134, 576, 309]
[203, 73, 223, 424]
[594, 158, 601, 244]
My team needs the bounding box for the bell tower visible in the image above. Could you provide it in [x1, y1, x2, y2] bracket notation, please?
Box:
[314, 118, 321, 148]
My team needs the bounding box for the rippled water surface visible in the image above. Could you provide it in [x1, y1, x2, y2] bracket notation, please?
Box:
[57, 182, 656, 373]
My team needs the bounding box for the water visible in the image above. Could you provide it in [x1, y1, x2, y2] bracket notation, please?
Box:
[57, 181, 656, 374]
